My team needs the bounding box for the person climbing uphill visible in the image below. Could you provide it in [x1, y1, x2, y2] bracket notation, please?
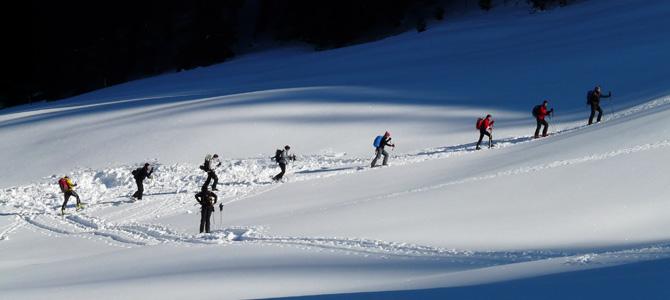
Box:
[476, 114, 495, 150]
[532, 100, 554, 138]
[587, 85, 612, 125]
[272, 145, 296, 181]
[131, 163, 153, 200]
[201, 154, 221, 191]
[58, 176, 82, 215]
[371, 131, 395, 167]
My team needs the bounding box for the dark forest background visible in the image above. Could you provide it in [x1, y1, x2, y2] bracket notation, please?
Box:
[2, 0, 570, 108]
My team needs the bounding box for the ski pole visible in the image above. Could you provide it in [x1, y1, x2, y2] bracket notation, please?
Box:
[219, 203, 224, 230]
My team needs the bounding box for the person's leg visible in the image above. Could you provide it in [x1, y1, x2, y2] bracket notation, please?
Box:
[542, 119, 549, 137]
[61, 192, 71, 212]
[137, 180, 144, 200]
[274, 163, 286, 180]
[589, 105, 596, 125]
[132, 182, 139, 198]
[211, 172, 219, 190]
[205, 207, 212, 233]
[382, 149, 390, 165]
[71, 191, 81, 208]
[596, 105, 603, 123]
[202, 172, 212, 190]
[200, 207, 206, 233]
[371, 149, 381, 167]
[485, 131, 493, 148]
[534, 119, 541, 138]
[476, 131, 485, 149]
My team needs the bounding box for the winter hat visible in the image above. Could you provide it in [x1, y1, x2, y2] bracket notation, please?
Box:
[284, 145, 291, 150]
[213, 154, 219, 158]
[486, 114, 491, 118]
[144, 163, 150, 167]
[384, 131, 391, 137]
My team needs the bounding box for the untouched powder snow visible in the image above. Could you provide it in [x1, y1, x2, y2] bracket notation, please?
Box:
[2, 0, 670, 299]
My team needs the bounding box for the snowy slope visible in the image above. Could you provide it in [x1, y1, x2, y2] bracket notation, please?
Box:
[2, 0, 670, 299]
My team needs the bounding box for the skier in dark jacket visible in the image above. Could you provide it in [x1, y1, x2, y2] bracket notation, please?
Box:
[195, 187, 218, 233]
[58, 176, 82, 215]
[476, 114, 494, 150]
[201, 154, 221, 191]
[131, 163, 153, 200]
[371, 131, 395, 167]
[533, 100, 554, 138]
[272, 145, 296, 181]
[587, 85, 612, 125]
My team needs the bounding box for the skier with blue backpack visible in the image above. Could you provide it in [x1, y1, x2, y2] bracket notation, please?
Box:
[371, 131, 395, 168]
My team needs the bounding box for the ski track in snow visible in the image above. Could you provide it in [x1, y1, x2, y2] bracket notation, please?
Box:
[1, 97, 670, 266]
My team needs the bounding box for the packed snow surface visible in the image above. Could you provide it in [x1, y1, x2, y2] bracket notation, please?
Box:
[2, 0, 670, 299]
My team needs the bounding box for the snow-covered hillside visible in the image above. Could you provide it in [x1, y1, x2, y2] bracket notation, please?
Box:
[2, 0, 670, 299]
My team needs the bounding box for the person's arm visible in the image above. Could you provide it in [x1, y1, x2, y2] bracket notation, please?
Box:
[601, 92, 612, 98]
[195, 193, 202, 204]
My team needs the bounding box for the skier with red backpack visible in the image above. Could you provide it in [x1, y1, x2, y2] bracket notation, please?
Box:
[475, 114, 494, 150]
[58, 176, 81, 215]
[532, 100, 554, 138]
[371, 131, 395, 167]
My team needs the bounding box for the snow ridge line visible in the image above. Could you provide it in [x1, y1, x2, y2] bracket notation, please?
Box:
[1, 96, 669, 248]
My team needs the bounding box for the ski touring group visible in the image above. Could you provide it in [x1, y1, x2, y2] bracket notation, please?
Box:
[56, 85, 612, 233]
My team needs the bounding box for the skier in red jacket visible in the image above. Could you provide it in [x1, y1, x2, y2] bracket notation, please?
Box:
[533, 100, 554, 138]
[476, 114, 494, 150]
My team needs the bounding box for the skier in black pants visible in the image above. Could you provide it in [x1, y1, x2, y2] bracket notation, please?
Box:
[201, 154, 221, 191]
[131, 163, 153, 200]
[476, 115, 494, 150]
[195, 187, 218, 233]
[533, 100, 554, 138]
[58, 176, 82, 215]
[587, 85, 612, 125]
[272, 145, 296, 181]
[371, 131, 395, 167]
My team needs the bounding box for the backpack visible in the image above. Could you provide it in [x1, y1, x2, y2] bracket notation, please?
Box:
[476, 118, 484, 130]
[273, 149, 283, 161]
[58, 178, 69, 193]
[586, 90, 594, 105]
[131, 168, 140, 179]
[532, 105, 541, 118]
[373, 135, 383, 148]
